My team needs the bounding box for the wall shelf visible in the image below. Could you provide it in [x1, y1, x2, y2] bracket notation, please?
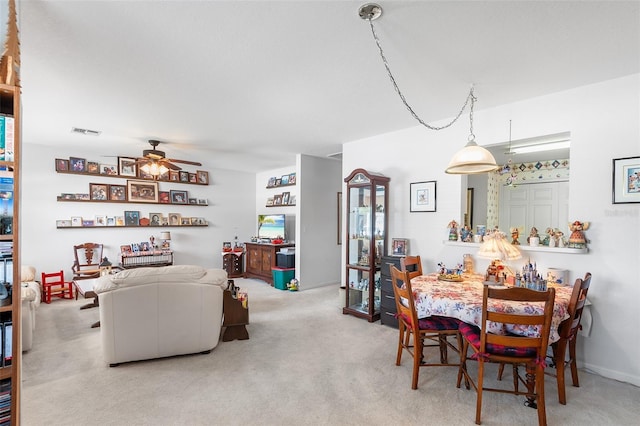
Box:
[56, 169, 208, 185]
[56, 198, 208, 206]
[443, 240, 588, 254]
[56, 224, 208, 229]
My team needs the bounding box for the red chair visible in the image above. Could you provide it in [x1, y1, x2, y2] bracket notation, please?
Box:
[41, 270, 75, 303]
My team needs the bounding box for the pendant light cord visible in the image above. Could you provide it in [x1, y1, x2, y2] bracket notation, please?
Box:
[367, 18, 473, 131]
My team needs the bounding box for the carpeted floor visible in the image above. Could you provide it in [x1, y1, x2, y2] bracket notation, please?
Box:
[22, 278, 640, 425]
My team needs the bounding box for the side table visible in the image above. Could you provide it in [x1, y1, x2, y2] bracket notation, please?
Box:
[222, 251, 244, 278]
[222, 286, 249, 341]
[74, 277, 101, 328]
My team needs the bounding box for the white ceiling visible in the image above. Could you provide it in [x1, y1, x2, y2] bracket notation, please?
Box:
[14, 1, 640, 173]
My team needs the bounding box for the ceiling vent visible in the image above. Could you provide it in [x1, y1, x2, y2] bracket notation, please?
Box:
[71, 127, 102, 136]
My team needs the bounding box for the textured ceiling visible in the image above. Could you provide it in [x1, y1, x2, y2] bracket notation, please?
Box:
[15, 1, 640, 173]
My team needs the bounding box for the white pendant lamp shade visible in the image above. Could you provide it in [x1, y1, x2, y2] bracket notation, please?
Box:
[445, 140, 499, 174]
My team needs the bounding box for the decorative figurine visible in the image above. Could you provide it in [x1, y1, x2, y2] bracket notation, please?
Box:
[448, 220, 459, 241]
[461, 225, 473, 242]
[510, 227, 520, 245]
[527, 227, 540, 245]
[555, 230, 566, 248]
[568, 221, 589, 248]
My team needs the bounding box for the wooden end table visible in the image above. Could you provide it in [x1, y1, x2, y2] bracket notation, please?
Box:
[222, 287, 249, 341]
[73, 277, 101, 328]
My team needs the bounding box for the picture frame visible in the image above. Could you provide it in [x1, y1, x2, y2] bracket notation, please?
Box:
[281, 174, 289, 185]
[281, 191, 290, 205]
[179, 171, 189, 182]
[181, 217, 192, 225]
[56, 220, 72, 227]
[100, 164, 118, 175]
[124, 210, 140, 226]
[69, 157, 86, 172]
[197, 198, 208, 205]
[87, 161, 99, 174]
[289, 195, 296, 206]
[89, 183, 109, 201]
[157, 169, 170, 181]
[94, 215, 107, 226]
[410, 180, 437, 212]
[127, 180, 159, 203]
[169, 170, 180, 181]
[170, 190, 188, 204]
[196, 170, 209, 185]
[391, 238, 408, 256]
[612, 156, 640, 204]
[120, 245, 132, 254]
[189, 173, 197, 183]
[55, 158, 69, 172]
[188, 198, 197, 205]
[274, 194, 282, 206]
[109, 184, 126, 201]
[168, 213, 181, 225]
[118, 156, 138, 177]
[115, 216, 125, 226]
[71, 216, 82, 227]
[289, 173, 296, 185]
[82, 219, 95, 227]
[106, 216, 116, 226]
[267, 177, 276, 188]
[159, 191, 170, 203]
[149, 213, 163, 226]
[266, 197, 274, 206]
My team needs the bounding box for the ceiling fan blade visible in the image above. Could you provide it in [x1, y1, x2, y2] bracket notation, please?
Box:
[161, 161, 182, 171]
[165, 158, 203, 166]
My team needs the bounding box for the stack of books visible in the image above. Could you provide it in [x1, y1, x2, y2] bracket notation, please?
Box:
[0, 379, 11, 425]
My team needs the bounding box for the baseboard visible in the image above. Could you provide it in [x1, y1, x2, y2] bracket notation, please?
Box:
[582, 362, 640, 387]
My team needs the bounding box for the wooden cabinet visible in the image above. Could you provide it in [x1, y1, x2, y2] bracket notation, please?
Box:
[222, 252, 244, 278]
[343, 169, 389, 322]
[244, 242, 294, 285]
[379, 256, 401, 328]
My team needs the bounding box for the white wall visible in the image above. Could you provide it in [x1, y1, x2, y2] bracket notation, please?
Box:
[256, 165, 297, 241]
[343, 74, 640, 385]
[297, 154, 342, 289]
[21, 144, 256, 274]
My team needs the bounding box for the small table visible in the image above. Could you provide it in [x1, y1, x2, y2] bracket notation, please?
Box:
[222, 287, 249, 341]
[73, 277, 101, 328]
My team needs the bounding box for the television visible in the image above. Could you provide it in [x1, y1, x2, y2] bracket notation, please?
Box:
[258, 214, 285, 240]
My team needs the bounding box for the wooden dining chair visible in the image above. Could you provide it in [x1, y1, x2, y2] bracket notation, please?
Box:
[390, 265, 462, 390]
[456, 286, 555, 426]
[550, 272, 592, 404]
[41, 270, 75, 303]
[71, 242, 104, 282]
[400, 255, 423, 279]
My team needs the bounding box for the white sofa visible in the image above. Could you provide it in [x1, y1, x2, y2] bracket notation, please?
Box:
[21, 265, 41, 352]
[94, 265, 227, 366]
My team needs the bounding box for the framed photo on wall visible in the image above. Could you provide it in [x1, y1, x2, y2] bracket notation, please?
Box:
[410, 181, 437, 212]
[127, 180, 159, 203]
[118, 157, 138, 177]
[612, 156, 640, 203]
[55, 158, 69, 172]
[89, 183, 108, 201]
[170, 190, 188, 205]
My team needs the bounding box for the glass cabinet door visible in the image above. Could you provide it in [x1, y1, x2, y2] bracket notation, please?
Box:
[343, 169, 389, 322]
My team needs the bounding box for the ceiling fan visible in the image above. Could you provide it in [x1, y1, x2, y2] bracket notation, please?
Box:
[134, 140, 202, 174]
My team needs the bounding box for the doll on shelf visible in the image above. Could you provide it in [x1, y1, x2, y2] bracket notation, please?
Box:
[527, 227, 540, 244]
[447, 220, 459, 241]
[510, 227, 520, 245]
[568, 221, 589, 248]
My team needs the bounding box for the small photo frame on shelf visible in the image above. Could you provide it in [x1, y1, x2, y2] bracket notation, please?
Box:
[266, 197, 274, 206]
[612, 156, 640, 204]
[281, 191, 290, 205]
[55, 158, 69, 172]
[170, 190, 188, 204]
[115, 216, 125, 226]
[87, 161, 99, 174]
[181, 217, 192, 225]
[188, 198, 197, 205]
[169, 170, 180, 181]
[289, 195, 296, 206]
[192, 217, 206, 225]
[95, 215, 107, 226]
[100, 164, 118, 175]
[56, 220, 72, 227]
[159, 191, 170, 203]
[59, 193, 75, 200]
[139, 241, 151, 252]
[281, 174, 290, 185]
[161, 217, 169, 226]
[76, 193, 90, 200]
[118, 157, 138, 177]
[127, 180, 159, 203]
[131, 243, 140, 253]
[179, 171, 189, 182]
[289, 173, 296, 184]
[391, 238, 408, 256]
[189, 173, 197, 183]
[149, 213, 163, 226]
[90, 183, 109, 201]
[120, 245, 132, 254]
[275, 178, 282, 186]
[69, 157, 86, 172]
[106, 216, 116, 226]
[168, 213, 181, 225]
[410, 180, 437, 212]
[109, 184, 126, 201]
[124, 210, 140, 226]
[196, 170, 209, 185]
[267, 177, 276, 187]
[197, 198, 208, 205]
[82, 219, 95, 227]
[274, 194, 282, 205]
[71, 216, 82, 227]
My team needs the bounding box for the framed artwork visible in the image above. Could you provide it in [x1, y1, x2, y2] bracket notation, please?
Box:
[69, 157, 86, 172]
[189, 173, 197, 183]
[89, 183, 108, 201]
[82, 219, 95, 227]
[410, 181, 437, 212]
[160, 217, 169, 226]
[275, 178, 282, 186]
[612, 156, 640, 203]
[170, 190, 188, 204]
[100, 164, 118, 175]
[115, 216, 125, 226]
[106, 217, 116, 226]
[55, 158, 69, 172]
[289, 195, 296, 206]
[267, 177, 276, 187]
[181, 217, 192, 225]
[391, 238, 408, 256]
[169, 170, 180, 181]
[87, 161, 99, 174]
[197, 199, 208, 205]
[266, 197, 274, 206]
[120, 245, 132, 254]
[289, 173, 296, 184]
[159, 191, 170, 203]
[281, 174, 289, 185]
[71, 216, 82, 227]
[109, 184, 126, 201]
[197, 170, 209, 185]
[95, 215, 107, 226]
[188, 198, 197, 204]
[179, 171, 189, 182]
[149, 213, 163, 226]
[274, 194, 282, 205]
[118, 157, 138, 177]
[127, 180, 159, 203]
[124, 210, 140, 226]
[281, 191, 290, 205]
[168, 213, 181, 225]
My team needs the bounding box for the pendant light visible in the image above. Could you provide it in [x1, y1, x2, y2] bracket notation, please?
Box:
[358, 3, 498, 175]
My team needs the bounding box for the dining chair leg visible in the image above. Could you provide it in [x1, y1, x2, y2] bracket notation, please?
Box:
[497, 363, 505, 380]
[569, 336, 580, 388]
[438, 335, 449, 363]
[456, 339, 471, 390]
[475, 359, 485, 425]
[396, 324, 405, 366]
[412, 335, 423, 390]
[536, 364, 548, 426]
[554, 338, 568, 404]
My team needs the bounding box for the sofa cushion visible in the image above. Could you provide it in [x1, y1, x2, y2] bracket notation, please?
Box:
[21, 265, 36, 282]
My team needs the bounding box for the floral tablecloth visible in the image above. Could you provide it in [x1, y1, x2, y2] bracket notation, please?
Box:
[410, 273, 572, 343]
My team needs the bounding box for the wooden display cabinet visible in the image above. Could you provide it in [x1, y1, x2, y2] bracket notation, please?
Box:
[343, 169, 389, 322]
[244, 242, 294, 285]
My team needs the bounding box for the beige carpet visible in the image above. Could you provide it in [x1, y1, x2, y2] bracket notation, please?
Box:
[22, 278, 640, 425]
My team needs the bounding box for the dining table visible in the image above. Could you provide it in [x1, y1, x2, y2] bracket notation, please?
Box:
[410, 272, 573, 409]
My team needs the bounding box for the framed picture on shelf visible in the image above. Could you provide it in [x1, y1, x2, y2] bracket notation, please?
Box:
[157, 169, 170, 181]
[124, 210, 140, 226]
[120, 245, 132, 254]
[179, 171, 189, 182]
[161, 217, 169, 226]
[82, 219, 95, 227]
[197, 199, 208, 205]
[55, 158, 69, 172]
[149, 213, 162, 226]
[169, 170, 180, 181]
[391, 238, 409, 256]
[87, 161, 99, 174]
[90, 183, 109, 201]
[281, 191, 290, 205]
[275, 178, 282, 186]
[266, 197, 274, 206]
[56, 220, 72, 227]
[159, 191, 170, 203]
[106, 217, 116, 226]
[69, 157, 86, 172]
[181, 217, 192, 225]
[109, 184, 126, 201]
[188, 198, 198, 205]
[95, 215, 107, 226]
[118, 157, 138, 177]
[170, 190, 188, 205]
[289, 195, 296, 206]
[612, 156, 640, 204]
[192, 217, 206, 225]
[410, 180, 437, 212]
[289, 173, 296, 184]
[189, 173, 197, 183]
[127, 180, 159, 203]
[71, 216, 82, 227]
[267, 177, 276, 187]
[274, 194, 282, 205]
[76, 193, 90, 200]
[115, 216, 125, 226]
[197, 170, 209, 185]
[100, 164, 118, 175]
[168, 213, 181, 225]
[281, 174, 289, 185]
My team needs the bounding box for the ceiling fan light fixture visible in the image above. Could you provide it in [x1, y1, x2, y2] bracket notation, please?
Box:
[140, 161, 168, 177]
